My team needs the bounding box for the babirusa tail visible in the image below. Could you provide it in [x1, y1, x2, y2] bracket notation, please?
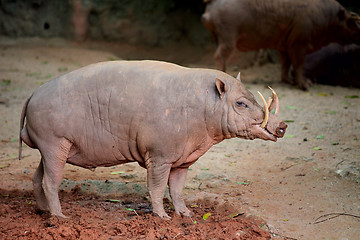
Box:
[19, 97, 31, 160]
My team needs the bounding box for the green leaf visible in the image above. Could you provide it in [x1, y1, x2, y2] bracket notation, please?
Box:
[0, 164, 10, 169]
[332, 142, 339, 145]
[285, 134, 295, 138]
[325, 110, 337, 115]
[313, 147, 322, 150]
[313, 167, 320, 172]
[110, 171, 125, 175]
[236, 182, 250, 185]
[124, 208, 135, 211]
[316, 135, 324, 139]
[345, 95, 359, 99]
[201, 168, 209, 171]
[225, 154, 231, 157]
[106, 199, 121, 202]
[285, 105, 297, 110]
[202, 213, 211, 220]
[284, 120, 295, 123]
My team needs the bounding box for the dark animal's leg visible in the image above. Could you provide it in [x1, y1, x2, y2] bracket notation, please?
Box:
[278, 51, 292, 84]
[214, 43, 234, 72]
[146, 158, 172, 219]
[41, 138, 72, 218]
[289, 50, 309, 90]
[168, 167, 192, 217]
[33, 159, 48, 212]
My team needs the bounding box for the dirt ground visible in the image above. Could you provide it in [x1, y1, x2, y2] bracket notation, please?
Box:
[0, 37, 359, 240]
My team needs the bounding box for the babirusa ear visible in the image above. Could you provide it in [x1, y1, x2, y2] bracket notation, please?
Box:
[236, 72, 241, 81]
[216, 78, 227, 97]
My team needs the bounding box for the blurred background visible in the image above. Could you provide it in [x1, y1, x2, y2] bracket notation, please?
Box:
[0, 0, 212, 48]
[0, 0, 359, 45]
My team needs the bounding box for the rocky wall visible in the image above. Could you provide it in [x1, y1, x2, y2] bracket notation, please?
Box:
[0, 0, 210, 46]
[0, 0, 358, 47]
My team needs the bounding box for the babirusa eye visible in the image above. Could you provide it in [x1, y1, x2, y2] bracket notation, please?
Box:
[236, 101, 248, 108]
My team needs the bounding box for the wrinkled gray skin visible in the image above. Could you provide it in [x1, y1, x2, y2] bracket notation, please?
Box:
[202, 0, 360, 90]
[19, 60, 287, 219]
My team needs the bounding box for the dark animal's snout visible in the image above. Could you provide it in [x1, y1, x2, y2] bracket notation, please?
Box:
[276, 121, 287, 138]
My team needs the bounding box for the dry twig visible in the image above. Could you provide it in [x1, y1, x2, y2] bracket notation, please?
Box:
[314, 212, 360, 224]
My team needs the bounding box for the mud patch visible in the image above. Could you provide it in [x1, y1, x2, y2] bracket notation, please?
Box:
[0, 190, 271, 239]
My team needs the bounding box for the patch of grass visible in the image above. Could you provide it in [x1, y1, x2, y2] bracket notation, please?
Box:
[40, 74, 52, 79]
[58, 67, 68, 72]
[1, 79, 11, 86]
[345, 95, 359, 99]
[26, 72, 41, 77]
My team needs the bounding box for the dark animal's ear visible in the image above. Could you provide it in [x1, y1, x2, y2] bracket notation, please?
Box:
[236, 72, 241, 82]
[338, 8, 346, 21]
[216, 78, 227, 97]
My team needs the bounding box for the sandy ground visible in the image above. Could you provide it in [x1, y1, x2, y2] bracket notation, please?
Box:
[0, 37, 359, 239]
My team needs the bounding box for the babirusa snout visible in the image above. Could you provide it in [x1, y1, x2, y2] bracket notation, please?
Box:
[257, 91, 269, 128]
[276, 121, 287, 138]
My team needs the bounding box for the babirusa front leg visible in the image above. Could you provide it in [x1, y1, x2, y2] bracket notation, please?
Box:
[146, 157, 172, 219]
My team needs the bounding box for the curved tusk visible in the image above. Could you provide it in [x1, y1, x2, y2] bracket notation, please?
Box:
[257, 91, 269, 128]
[267, 97, 273, 111]
[268, 86, 279, 116]
[236, 72, 241, 81]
